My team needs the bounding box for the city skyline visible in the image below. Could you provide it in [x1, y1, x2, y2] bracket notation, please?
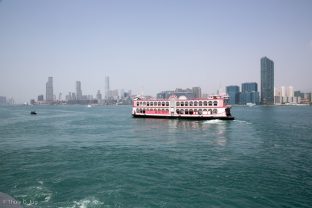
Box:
[1, 0, 312, 103]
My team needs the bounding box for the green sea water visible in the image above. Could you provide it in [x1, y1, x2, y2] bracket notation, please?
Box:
[0, 105, 312, 208]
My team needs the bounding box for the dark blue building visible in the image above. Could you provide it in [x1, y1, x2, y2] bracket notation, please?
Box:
[226, 85, 240, 105]
[240, 82, 260, 105]
[261, 57, 274, 105]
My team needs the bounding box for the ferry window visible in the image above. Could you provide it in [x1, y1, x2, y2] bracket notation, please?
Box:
[143, 109, 146, 113]
[185, 109, 189, 114]
[189, 109, 193, 115]
[194, 101, 198, 106]
[194, 109, 198, 113]
[136, 102, 139, 106]
[180, 109, 184, 114]
[176, 109, 180, 114]
[208, 101, 212, 106]
[181, 102, 184, 106]
[204, 101, 208, 106]
[208, 109, 212, 114]
[189, 101, 193, 106]
[166, 109, 169, 112]
[154, 102, 157, 106]
[158, 102, 161, 106]
[198, 109, 203, 115]
[185, 102, 188, 106]
[203, 109, 208, 115]
[154, 109, 157, 112]
[166, 102, 169, 106]
[176, 102, 180, 106]
[143, 102, 146, 106]
[136, 108, 140, 113]
[162, 102, 165, 106]
[199, 101, 202, 106]
[213, 101, 218, 106]
[150, 102, 153, 106]
[140, 102, 143, 106]
[140, 109, 142, 113]
[147, 102, 149, 106]
[213, 109, 218, 114]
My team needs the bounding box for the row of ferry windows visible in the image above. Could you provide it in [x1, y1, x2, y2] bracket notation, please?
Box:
[176, 109, 218, 115]
[137, 101, 169, 107]
[136, 108, 169, 113]
[136, 100, 218, 107]
[136, 108, 218, 115]
[176, 101, 217, 106]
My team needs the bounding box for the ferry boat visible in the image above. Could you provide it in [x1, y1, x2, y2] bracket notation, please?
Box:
[132, 95, 234, 120]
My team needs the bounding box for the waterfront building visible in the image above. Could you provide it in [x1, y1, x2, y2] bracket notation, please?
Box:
[58, 93, 62, 101]
[240, 82, 260, 105]
[192, 87, 202, 98]
[226, 85, 240, 105]
[157, 88, 195, 99]
[46, 77, 54, 103]
[105, 76, 110, 99]
[71, 93, 76, 101]
[274, 86, 297, 104]
[0, 96, 6, 105]
[294, 91, 304, 98]
[157, 90, 174, 99]
[287, 86, 294, 97]
[38, 95, 44, 102]
[76, 81, 82, 100]
[261, 57, 274, 105]
[242, 82, 258, 93]
[96, 90, 102, 101]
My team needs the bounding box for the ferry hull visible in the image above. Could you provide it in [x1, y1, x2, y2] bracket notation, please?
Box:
[132, 114, 234, 120]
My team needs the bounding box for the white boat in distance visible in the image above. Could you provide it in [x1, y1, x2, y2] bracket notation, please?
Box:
[132, 95, 234, 120]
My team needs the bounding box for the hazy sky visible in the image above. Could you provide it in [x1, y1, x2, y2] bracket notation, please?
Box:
[1, 0, 312, 103]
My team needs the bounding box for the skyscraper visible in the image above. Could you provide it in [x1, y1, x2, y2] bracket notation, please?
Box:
[76, 81, 82, 100]
[261, 57, 274, 105]
[226, 85, 240, 105]
[105, 76, 110, 99]
[46, 77, 53, 102]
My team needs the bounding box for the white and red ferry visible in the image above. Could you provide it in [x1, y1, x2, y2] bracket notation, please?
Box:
[132, 95, 234, 120]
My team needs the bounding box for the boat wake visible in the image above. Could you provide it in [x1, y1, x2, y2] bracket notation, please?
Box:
[62, 197, 104, 208]
[203, 119, 225, 124]
[234, 120, 252, 125]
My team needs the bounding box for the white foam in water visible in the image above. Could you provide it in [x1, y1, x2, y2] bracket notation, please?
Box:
[234, 120, 252, 125]
[71, 198, 104, 208]
[203, 119, 224, 124]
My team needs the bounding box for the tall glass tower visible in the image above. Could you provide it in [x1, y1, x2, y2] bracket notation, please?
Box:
[105, 76, 110, 99]
[46, 77, 53, 102]
[76, 81, 82, 100]
[261, 57, 274, 105]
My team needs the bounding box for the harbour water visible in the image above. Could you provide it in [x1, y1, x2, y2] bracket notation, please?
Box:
[0, 105, 312, 208]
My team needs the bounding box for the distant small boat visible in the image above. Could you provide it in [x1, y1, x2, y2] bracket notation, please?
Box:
[87, 104, 92, 108]
[30, 111, 37, 115]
